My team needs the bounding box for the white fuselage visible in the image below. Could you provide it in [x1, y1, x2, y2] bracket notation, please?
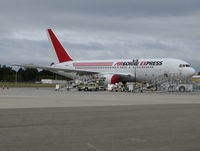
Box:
[52, 58, 195, 83]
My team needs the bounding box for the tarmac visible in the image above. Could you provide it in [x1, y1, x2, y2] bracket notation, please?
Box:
[0, 88, 200, 151]
[0, 88, 200, 108]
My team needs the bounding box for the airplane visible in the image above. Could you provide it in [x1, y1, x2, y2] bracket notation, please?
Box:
[13, 29, 196, 84]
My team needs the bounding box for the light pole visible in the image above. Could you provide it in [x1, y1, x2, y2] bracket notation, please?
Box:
[134, 65, 137, 90]
[15, 70, 18, 84]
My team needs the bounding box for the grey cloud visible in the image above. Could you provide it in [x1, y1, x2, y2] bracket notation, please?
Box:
[1, 0, 200, 17]
[0, 38, 53, 64]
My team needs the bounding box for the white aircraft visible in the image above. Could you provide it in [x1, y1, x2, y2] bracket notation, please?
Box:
[14, 29, 196, 84]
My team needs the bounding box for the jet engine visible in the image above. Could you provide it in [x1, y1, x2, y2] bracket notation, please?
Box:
[103, 74, 120, 84]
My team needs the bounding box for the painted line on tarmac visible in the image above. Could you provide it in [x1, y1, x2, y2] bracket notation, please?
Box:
[86, 142, 102, 151]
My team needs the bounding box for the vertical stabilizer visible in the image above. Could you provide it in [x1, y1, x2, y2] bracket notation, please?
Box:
[47, 29, 73, 63]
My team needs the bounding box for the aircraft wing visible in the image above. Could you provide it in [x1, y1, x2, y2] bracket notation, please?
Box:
[12, 64, 134, 78]
[12, 64, 99, 75]
[108, 72, 134, 77]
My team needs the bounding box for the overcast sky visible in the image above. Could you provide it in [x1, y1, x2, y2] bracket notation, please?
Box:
[0, 0, 200, 71]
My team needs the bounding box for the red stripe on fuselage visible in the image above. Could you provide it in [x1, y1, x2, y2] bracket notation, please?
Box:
[73, 62, 113, 67]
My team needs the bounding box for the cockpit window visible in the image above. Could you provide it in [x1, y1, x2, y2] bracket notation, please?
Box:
[179, 64, 190, 68]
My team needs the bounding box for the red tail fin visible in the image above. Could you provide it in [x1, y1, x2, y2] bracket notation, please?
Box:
[47, 29, 73, 63]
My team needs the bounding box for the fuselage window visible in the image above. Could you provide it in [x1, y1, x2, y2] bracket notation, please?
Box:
[179, 64, 190, 68]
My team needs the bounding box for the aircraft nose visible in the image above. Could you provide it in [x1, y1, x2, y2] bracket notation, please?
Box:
[189, 67, 196, 76]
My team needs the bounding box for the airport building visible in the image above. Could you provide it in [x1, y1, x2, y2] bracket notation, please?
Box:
[41, 79, 68, 84]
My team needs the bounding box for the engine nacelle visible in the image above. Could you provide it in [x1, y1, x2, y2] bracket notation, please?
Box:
[103, 74, 120, 84]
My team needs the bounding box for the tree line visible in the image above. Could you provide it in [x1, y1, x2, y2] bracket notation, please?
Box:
[0, 64, 199, 83]
[0, 65, 67, 82]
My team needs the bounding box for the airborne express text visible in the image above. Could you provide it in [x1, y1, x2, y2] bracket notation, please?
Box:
[116, 59, 163, 66]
